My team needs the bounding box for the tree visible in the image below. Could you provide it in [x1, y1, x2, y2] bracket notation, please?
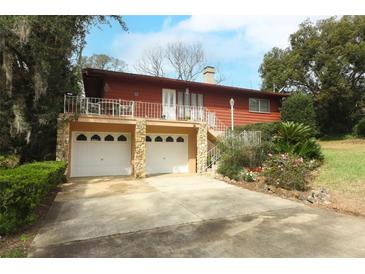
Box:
[81, 54, 127, 71]
[259, 16, 365, 134]
[134, 41, 207, 81]
[0, 16, 127, 161]
[281, 92, 317, 134]
[166, 41, 205, 81]
[135, 46, 165, 77]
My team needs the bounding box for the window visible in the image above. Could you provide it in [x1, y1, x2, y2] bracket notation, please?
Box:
[176, 137, 184, 142]
[146, 136, 152, 142]
[76, 134, 87, 141]
[155, 136, 163, 142]
[90, 134, 101, 141]
[117, 135, 127, 142]
[166, 136, 174, 142]
[249, 98, 270, 113]
[104, 135, 114, 141]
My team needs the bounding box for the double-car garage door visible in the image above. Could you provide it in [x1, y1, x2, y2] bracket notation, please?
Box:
[71, 132, 189, 177]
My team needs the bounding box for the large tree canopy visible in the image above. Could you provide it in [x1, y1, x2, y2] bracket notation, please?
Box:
[81, 54, 127, 71]
[259, 16, 365, 134]
[0, 16, 127, 161]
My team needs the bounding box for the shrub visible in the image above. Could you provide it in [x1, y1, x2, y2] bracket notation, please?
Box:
[217, 141, 266, 180]
[281, 92, 318, 134]
[240, 169, 257, 182]
[354, 117, 365, 137]
[0, 161, 67, 235]
[263, 153, 314, 191]
[217, 153, 243, 181]
[274, 122, 323, 160]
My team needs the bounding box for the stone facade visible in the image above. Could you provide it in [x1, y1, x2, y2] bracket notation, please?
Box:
[197, 122, 208, 174]
[134, 119, 146, 178]
[56, 114, 70, 162]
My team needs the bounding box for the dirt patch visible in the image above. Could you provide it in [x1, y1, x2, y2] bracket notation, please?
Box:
[56, 176, 156, 201]
[319, 139, 365, 150]
[0, 186, 60, 257]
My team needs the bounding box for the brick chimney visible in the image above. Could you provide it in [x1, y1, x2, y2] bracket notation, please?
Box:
[203, 66, 216, 84]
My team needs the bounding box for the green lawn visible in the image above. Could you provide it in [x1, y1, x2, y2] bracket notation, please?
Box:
[314, 139, 365, 215]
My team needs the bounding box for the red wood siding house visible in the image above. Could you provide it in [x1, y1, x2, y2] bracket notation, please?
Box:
[59, 67, 288, 178]
[82, 68, 286, 127]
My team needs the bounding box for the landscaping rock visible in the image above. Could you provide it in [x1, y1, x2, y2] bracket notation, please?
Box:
[306, 188, 331, 204]
[261, 184, 276, 193]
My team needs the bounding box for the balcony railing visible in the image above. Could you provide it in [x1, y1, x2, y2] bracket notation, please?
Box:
[64, 95, 228, 133]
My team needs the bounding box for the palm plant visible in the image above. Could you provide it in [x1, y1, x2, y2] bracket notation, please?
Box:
[274, 122, 323, 160]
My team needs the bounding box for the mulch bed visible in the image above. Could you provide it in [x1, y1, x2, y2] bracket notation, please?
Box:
[0, 186, 61, 257]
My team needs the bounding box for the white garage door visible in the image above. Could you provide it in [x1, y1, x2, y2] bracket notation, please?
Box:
[71, 132, 131, 177]
[146, 134, 189, 174]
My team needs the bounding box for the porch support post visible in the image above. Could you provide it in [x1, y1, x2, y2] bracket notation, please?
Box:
[197, 122, 208, 173]
[134, 118, 146, 178]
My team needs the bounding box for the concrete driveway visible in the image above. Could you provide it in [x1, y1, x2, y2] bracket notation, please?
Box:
[29, 174, 365, 257]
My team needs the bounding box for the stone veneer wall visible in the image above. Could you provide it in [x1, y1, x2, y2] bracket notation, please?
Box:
[56, 114, 70, 162]
[197, 122, 208, 173]
[134, 119, 146, 178]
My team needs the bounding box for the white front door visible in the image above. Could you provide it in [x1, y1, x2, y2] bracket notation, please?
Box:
[146, 134, 189, 174]
[162, 89, 176, 120]
[71, 132, 132, 177]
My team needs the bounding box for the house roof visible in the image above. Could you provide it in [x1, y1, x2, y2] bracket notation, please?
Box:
[82, 68, 289, 98]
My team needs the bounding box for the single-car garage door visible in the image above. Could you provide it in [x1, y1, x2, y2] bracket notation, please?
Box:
[146, 134, 189, 174]
[71, 132, 131, 177]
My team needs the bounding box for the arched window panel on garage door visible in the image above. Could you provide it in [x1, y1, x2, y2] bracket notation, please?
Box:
[176, 136, 184, 142]
[76, 134, 87, 141]
[155, 136, 163, 142]
[146, 136, 152, 142]
[166, 136, 174, 142]
[104, 134, 114, 141]
[117, 135, 127, 142]
[91, 134, 101, 141]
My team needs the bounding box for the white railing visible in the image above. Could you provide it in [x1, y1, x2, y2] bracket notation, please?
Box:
[225, 130, 262, 146]
[207, 145, 222, 169]
[64, 95, 228, 133]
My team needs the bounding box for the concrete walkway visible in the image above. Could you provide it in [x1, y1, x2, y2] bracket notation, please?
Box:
[29, 174, 365, 257]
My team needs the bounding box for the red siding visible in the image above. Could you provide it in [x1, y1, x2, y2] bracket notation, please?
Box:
[102, 75, 281, 126]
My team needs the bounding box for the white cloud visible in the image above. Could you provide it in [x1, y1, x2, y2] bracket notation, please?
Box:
[112, 15, 328, 78]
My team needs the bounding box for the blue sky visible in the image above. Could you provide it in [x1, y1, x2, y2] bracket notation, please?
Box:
[84, 15, 326, 89]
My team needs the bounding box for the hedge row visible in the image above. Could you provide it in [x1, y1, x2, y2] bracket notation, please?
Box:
[0, 161, 67, 235]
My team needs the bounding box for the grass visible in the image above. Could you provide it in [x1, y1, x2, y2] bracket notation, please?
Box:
[313, 139, 365, 215]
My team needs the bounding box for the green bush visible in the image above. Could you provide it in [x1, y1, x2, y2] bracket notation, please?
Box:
[354, 117, 365, 137]
[0, 161, 66, 235]
[274, 122, 323, 160]
[281, 92, 318, 134]
[263, 153, 315, 191]
[217, 153, 244, 181]
[240, 169, 257, 182]
[217, 135, 267, 180]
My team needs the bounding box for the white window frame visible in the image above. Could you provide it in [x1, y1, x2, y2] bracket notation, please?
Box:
[249, 98, 270, 113]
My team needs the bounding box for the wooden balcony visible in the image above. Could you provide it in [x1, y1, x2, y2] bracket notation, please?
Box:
[64, 95, 228, 133]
